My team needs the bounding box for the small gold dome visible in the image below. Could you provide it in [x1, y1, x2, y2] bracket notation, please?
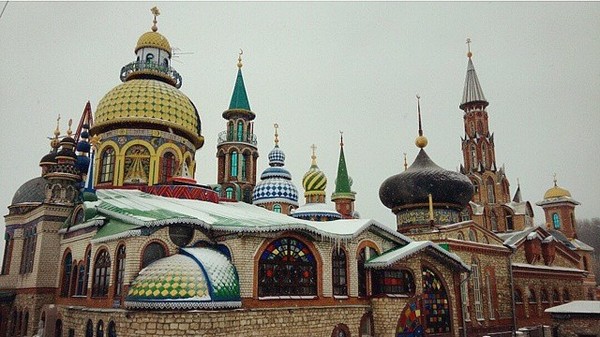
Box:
[93, 79, 203, 148]
[415, 135, 428, 148]
[136, 31, 172, 56]
[544, 185, 572, 199]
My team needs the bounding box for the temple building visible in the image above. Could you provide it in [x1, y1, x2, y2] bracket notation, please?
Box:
[0, 9, 596, 337]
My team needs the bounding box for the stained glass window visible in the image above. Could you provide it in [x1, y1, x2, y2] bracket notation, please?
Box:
[99, 147, 115, 183]
[258, 237, 317, 297]
[332, 248, 347, 296]
[372, 269, 415, 295]
[396, 300, 424, 337]
[92, 249, 111, 298]
[472, 260, 483, 319]
[528, 288, 537, 303]
[61, 252, 72, 297]
[19, 227, 36, 274]
[421, 267, 451, 334]
[241, 153, 247, 181]
[225, 187, 234, 200]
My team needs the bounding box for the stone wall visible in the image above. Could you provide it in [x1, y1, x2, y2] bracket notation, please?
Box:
[550, 314, 600, 337]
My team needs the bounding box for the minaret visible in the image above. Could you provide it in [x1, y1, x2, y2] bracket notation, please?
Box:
[331, 132, 357, 219]
[216, 50, 259, 203]
[459, 39, 514, 232]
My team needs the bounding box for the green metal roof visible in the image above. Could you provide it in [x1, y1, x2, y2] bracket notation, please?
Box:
[228, 68, 251, 111]
[332, 143, 355, 200]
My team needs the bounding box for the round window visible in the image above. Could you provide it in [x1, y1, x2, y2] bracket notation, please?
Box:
[169, 225, 194, 247]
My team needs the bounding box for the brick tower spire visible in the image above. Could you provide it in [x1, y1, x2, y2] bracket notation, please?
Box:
[332, 132, 357, 219]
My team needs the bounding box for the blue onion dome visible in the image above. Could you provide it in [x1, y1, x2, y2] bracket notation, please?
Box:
[302, 149, 327, 194]
[12, 177, 47, 205]
[76, 140, 91, 153]
[75, 155, 91, 173]
[125, 247, 241, 310]
[379, 148, 473, 210]
[268, 145, 285, 166]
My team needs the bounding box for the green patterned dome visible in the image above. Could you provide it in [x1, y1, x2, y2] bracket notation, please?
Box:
[125, 247, 240, 310]
[302, 155, 327, 196]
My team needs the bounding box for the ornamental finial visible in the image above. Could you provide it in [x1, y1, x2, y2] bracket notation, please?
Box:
[310, 144, 317, 166]
[403, 152, 408, 171]
[466, 37, 472, 58]
[67, 119, 73, 137]
[51, 114, 61, 148]
[237, 49, 243, 69]
[151, 7, 160, 32]
[90, 134, 101, 150]
[273, 123, 279, 146]
[340, 131, 344, 147]
[553, 173, 557, 187]
[415, 94, 428, 149]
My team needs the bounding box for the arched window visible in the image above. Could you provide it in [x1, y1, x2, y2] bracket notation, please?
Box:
[86, 319, 94, 337]
[225, 187, 234, 200]
[491, 212, 498, 231]
[99, 147, 115, 183]
[230, 151, 238, 177]
[159, 152, 176, 183]
[55, 319, 62, 337]
[258, 237, 317, 297]
[372, 269, 415, 295]
[107, 321, 117, 337]
[552, 213, 561, 229]
[169, 225, 194, 247]
[123, 145, 150, 184]
[422, 267, 451, 334]
[486, 272, 495, 319]
[528, 288, 537, 303]
[471, 259, 483, 320]
[145, 53, 154, 62]
[472, 179, 479, 193]
[552, 289, 560, 303]
[457, 232, 465, 240]
[162, 58, 168, 68]
[236, 121, 244, 141]
[470, 144, 477, 169]
[69, 263, 78, 296]
[1, 234, 12, 275]
[331, 323, 350, 337]
[461, 272, 470, 321]
[468, 229, 477, 242]
[487, 178, 495, 203]
[227, 121, 234, 140]
[332, 248, 348, 296]
[96, 320, 104, 337]
[481, 143, 487, 169]
[61, 252, 72, 297]
[114, 245, 126, 298]
[20, 226, 36, 274]
[22, 311, 28, 336]
[358, 246, 377, 297]
[142, 242, 166, 268]
[514, 288, 523, 303]
[562, 289, 570, 302]
[273, 204, 282, 213]
[92, 249, 111, 297]
[241, 153, 247, 181]
[359, 313, 374, 337]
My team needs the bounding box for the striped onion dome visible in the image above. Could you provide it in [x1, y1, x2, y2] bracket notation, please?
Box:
[253, 145, 299, 206]
[125, 247, 240, 310]
[302, 153, 327, 196]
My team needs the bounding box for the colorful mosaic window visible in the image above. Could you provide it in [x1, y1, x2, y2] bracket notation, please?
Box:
[421, 267, 451, 334]
[332, 248, 348, 296]
[99, 147, 115, 183]
[61, 252, 72, 297]
[258, 237, 317, 297]
[123, 145, 150, 185]
[92, 249, 111, 297]
[372, 269, 415, 296]
[114, 245, 126, 297]
[142, 242, 166, 268]
[396, 300, 424, 337]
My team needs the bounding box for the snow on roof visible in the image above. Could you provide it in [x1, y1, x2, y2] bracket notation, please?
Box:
[292, 202, 341, 216]
[365, 241, 470, 271]
[89, 189, 409, 242]
[571, 239, 594, 251]
[545, 301, 600, 314]
[512, 262, 586, 274]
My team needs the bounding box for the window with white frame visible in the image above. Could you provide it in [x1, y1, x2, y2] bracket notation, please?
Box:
[472, 260, 484, 320]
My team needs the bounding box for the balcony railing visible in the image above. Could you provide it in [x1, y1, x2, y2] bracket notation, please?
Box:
[217, 130, 257, 146]
[120, 61, 183, 88]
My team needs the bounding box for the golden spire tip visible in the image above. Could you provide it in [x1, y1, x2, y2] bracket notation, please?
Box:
[466, 37, 473, 58]
[151, 7, 160, 32]
[237, 49, 243, 69]
[415, 94, 428, 149]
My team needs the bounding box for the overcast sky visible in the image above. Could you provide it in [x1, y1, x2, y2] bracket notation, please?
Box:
[1, 2, 599, 258]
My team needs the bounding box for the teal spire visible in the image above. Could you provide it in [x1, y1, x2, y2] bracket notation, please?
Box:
[332, 132, 355, 201]
[228, 50, 251, 111]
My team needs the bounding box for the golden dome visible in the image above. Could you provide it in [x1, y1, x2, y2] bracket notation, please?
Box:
[544, 185, 572, 199]
[93, 79, 203, 148]
[136, 31, 172, 56]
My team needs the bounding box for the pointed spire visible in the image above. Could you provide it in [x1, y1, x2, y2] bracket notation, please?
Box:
[228, 49, 251, 111]
[415, 94, 428, 149]
[332, 131, 355, 201]
[460, 38, 488, 110]
[513, 178, 522, 202]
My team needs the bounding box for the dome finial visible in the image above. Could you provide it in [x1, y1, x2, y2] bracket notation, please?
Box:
[51, 114, 61, 148]
[273, 123, 279, 146]
[553, 172, 557, 187]
[67, 118, 73, 137]
[415, 94, 428, 148]
[151, 6, 160, 32]
[310, 144, 317, 166]
[237, 49, 243, 69]
[466, 37, 472, 58]
[403, 152, 408, 171]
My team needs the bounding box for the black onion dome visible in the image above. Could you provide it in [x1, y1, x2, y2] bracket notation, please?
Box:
[379, 149, 473, 209]
[39, 152, 57, 165]
[12, 177, 47, 205]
